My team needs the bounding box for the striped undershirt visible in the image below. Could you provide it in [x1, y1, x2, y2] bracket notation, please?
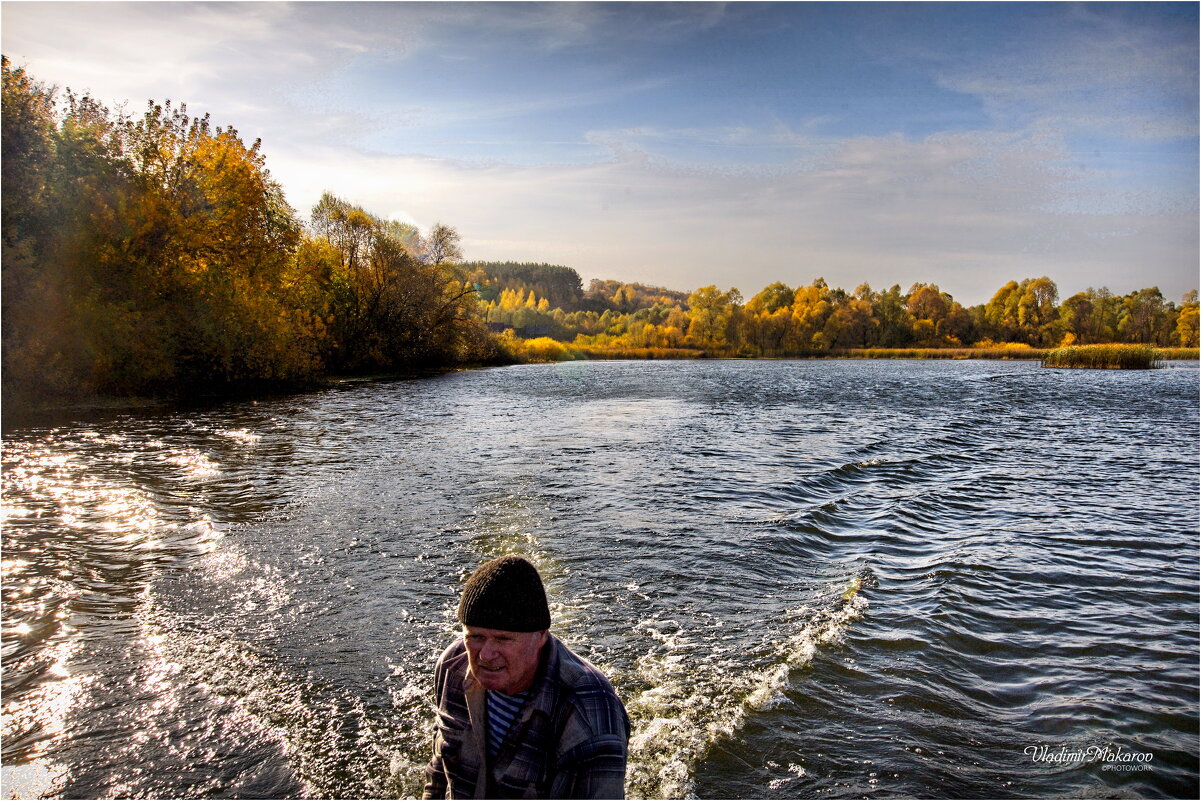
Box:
[486, 688, 532, 758]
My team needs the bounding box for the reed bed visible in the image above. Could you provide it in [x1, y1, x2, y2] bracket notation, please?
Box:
[572, 345, 703, 360]
[1042, 344, 1163, 369]
[1155, 347, 1201, 361]
[833, 346, 1046, 360]
[508, 337, 1195, 365]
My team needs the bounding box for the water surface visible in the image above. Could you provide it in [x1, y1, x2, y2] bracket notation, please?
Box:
[3, 360, 1197, 798]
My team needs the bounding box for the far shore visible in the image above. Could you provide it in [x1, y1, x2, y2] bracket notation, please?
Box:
[523, 343, 1201, 364]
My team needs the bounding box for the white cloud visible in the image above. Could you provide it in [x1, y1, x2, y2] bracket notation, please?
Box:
[272, 128, 1194, 305]
[933, 8, 1197, 141]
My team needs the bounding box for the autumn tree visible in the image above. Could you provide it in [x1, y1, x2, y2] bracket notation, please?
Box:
[826, 296, 878, 348]
[686, 285, 742, 349]
[308, 194, 485, 371]
[422, 222, 463, 266]
[745, 282, 794, 315]
[463, 262, 585, 310]
[1175, 290, 1199, 347]
[791, 279, 835, 350]
[875, 285, 913, 347]
[2, 57, 66, 393]
[109, 100, 307, 386]
[982, 277, 1058, 345]
[1058, 292, 1096, 344]
[1117, 287, 1173, 345]
[1018, 277, 1060, 345]
[2, 60, 494, 404]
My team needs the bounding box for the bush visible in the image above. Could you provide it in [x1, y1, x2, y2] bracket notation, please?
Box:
[508, 336, 584, 363]
[1042, 344, 1161, 369]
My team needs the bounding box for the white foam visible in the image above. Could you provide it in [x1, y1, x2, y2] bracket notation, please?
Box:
[621, 584, 868, 799]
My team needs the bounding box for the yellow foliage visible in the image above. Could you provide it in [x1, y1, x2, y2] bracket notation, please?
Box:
[972, 339, 1034, 351]
[508, 336, 584, 363]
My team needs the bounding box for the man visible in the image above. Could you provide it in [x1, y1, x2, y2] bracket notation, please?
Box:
[423, 555, 630, 799]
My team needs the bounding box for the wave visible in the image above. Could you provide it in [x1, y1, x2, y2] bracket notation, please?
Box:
[137, 590, 420, 799]
[622, 572, 872, 799]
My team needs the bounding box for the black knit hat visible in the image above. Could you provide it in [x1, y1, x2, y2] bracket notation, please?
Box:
[457, 555, 551, 632]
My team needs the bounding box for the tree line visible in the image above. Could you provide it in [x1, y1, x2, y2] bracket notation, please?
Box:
[475, 268, 1198, 355]
[2, 58, 498, 402]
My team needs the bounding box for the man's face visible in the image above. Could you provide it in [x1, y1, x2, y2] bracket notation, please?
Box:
[463, 626, 548, 695]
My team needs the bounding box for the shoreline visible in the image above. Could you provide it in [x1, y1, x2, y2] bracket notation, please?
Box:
[0, 366, 466, 431]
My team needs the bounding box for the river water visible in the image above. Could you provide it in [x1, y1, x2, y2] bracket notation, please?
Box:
[2, 359, 1197, 799]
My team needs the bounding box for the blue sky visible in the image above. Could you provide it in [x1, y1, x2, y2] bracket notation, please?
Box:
[2, 1, 1197, 305]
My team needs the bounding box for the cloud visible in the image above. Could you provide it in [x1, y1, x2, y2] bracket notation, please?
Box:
[1, 0, 396, 153]
[932, 6, 1198, 141]
[583, 123, 836, 161]
[272, 127, 1195, 306]
[377, 1, 734, 55]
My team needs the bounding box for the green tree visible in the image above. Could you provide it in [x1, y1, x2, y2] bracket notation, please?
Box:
[984, 280, 1022, 341]
[2, 58, 77, 395]
[1017, 277, 1059, 346]
[1117, 287, 1171, 345]
[939, 302, 975, 346]
[309, 194, 485, 371]
[875, 284, 913, 347]
[1085, 287, 1120, 343]
[984, 277, 1057, 345]
[1, 56, 56, 248]
[1058, 292, 1095, 344]
[745, 282, 794, 314]
[826, 297, 877, 348]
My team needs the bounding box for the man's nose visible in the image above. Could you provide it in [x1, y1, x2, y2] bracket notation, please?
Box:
[480, 641, 500, 662]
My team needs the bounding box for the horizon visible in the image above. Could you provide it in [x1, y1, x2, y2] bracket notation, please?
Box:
[2, 1, 1197, 306]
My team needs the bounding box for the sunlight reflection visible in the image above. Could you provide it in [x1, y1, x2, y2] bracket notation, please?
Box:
[219, 428, 261, 444]
[164, 450, 220, 479]
[1, 633, 95, 764]
[1, 559, 32, 577]
[0, 759, 68, 800]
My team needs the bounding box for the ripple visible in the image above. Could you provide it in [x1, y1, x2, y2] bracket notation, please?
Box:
[2, 360, 1197, 798]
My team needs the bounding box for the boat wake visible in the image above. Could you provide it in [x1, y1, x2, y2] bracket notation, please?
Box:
[622, 571, 873, 799]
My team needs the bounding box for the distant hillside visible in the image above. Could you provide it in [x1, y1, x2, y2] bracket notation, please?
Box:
[584, 279, 691, 313]
[460, 262, 694, 314]
[460, 262, 584, 310]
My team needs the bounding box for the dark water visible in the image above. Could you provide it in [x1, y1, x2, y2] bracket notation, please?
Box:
[2, 359, 1198, 800]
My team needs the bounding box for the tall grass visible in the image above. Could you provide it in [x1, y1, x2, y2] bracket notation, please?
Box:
[1156, 347, 1201, 361]
[832, 345, 1046, 360]
[1042, 344, 1162, 369]
[573, 345, 703, 360]
[505, 336, 1195, 366]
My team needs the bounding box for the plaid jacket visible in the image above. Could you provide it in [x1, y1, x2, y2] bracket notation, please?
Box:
[423, 635, 630, 799]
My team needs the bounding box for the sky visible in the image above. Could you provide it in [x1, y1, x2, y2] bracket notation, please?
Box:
[2, 1, 1197, 305]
